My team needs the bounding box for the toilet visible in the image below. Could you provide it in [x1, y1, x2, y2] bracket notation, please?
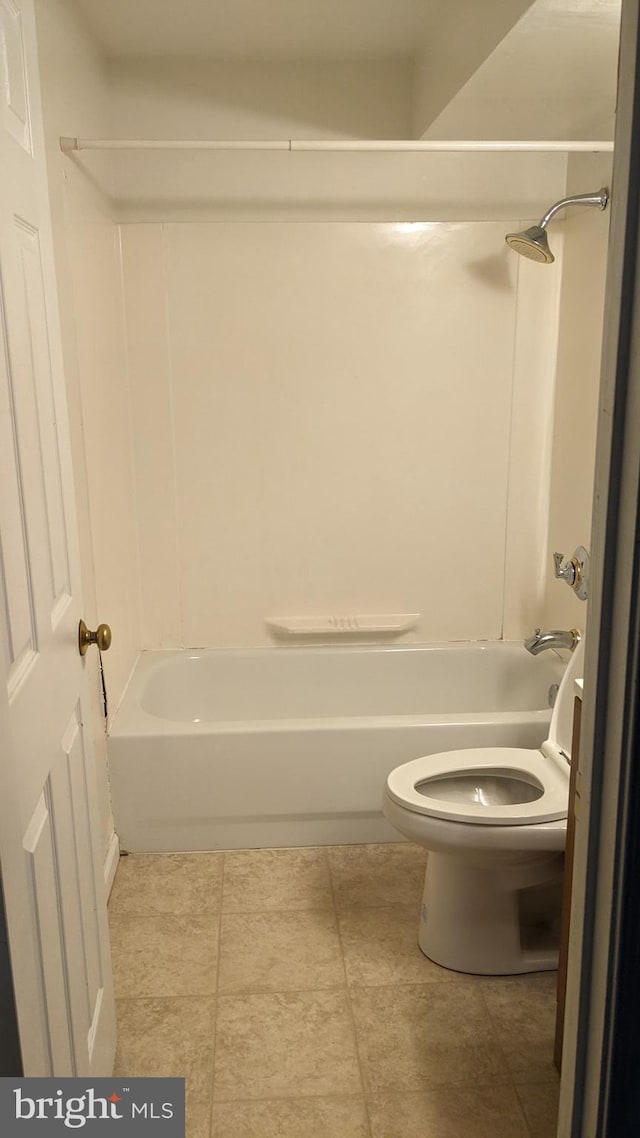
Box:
[383, 636, 585, 975]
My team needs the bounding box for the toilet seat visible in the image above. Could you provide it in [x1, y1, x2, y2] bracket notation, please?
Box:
[385, 745, 568, 826]
[385, 636, 584, 829]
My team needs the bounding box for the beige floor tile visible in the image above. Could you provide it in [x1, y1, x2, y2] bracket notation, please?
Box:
[339, 906, 470, 987]
[188, 1099, 212, 1138]
[114, 997, 215, 1102]
[218, 910, 345, 994]
[480, 974, 559, 1082]
[351, 983, 507, 1092]
[516, 1081, 561, 1137]
[110, 914, 219, 997]
[211, 1096, 370, 1137]
[222, 847, 334, 912]
[328, 844, 426, 910]
[213, 990, 362, 1101]
[367, 1085, 530, 1138]
[109, 853, 223, 916]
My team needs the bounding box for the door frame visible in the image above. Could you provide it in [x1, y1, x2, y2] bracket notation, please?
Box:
[0, 880, 21, 1074]
[558, 0, 640, 1132]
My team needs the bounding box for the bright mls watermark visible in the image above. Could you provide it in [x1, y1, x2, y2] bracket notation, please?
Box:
[0, 1078, 185, 1135]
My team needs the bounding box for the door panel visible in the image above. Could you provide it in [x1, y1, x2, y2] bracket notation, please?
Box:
[52, 705, 106, 1062]
[0, 280, 38, 696]
[0, 0, 115, 1076]
[1, 0, 32, 154]
[15, 216, 72, 616]
[22, 792, 75, 1076]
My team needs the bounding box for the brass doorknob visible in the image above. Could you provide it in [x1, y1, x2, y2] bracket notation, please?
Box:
[78, 619, 112, 656]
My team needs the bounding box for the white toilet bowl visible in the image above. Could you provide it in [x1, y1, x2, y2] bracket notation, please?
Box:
[383, 636, 584, 975]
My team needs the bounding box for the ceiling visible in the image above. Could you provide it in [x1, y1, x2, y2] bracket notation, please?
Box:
[74, 0, 438, 60]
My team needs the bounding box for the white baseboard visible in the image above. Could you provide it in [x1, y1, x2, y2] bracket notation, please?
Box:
[103, 830, 120, 900]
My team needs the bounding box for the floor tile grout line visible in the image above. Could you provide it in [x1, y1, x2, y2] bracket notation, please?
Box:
[512, 1081, 539, 1138]
[211, 1091, 370, 1106]
[207, 852, 226, 1138]
[217, 982, 349, 998]
[208, 1079, 536, 1106]
[476, 985, 516, 1079]
[112, 977, 492, 1003]
[112, 899, 422, 909]
[210, 847, 361, 1116]
[111, 976, 508, 1003]
[113, 994, 218, 1005]
[109, 910, 223, 921]
[218, 906, 336, 916]
[475, 983, 540, 1135]
[113, 903, 429, 918]
[326, 848, 374, 1138]
[478, 977, 562, 1086]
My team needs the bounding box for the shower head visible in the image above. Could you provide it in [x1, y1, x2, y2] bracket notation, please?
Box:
[505, 187, 609, 265]
[505, 224, 554, 264]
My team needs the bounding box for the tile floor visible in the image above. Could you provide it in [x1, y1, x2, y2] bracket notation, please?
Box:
[108, 843, 560, 1138]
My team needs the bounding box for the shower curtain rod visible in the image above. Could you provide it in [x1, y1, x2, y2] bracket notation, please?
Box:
[59, 137, 614, 154]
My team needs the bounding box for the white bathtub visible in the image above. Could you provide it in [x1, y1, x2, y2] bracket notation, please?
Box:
[107, 642, 566, 852]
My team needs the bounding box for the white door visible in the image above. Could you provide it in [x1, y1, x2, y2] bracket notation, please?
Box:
[0, 0, 116, 1075]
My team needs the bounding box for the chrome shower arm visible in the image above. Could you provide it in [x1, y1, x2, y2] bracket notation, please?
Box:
[540, 187, 609, 229]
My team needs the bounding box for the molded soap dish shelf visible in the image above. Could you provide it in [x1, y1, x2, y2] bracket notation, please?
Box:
[265, 614, 420, 636]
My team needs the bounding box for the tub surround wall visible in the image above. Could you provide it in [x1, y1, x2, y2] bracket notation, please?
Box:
[106, 51, 605, 653]
[121, 217, 563, 650]
[34, 0, 139, 858]
[542, 153, 612, 630]
[501, 241, 565, 641]
[110, 149, 571, 228]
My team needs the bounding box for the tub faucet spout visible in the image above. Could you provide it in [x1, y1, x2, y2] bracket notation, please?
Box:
[524, 628, 580, 655]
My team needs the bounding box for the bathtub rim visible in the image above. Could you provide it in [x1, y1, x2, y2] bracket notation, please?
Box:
[108, 639, 565, 737]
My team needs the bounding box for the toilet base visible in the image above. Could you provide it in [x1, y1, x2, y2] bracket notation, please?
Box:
[418, 851, 564, 975]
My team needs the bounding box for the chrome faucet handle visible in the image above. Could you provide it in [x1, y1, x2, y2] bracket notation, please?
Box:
[553, 547, 590, 600]
[553, 551, 576, 585]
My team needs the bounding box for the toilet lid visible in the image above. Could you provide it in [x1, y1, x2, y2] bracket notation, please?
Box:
[385, 747, 569, 825]
[548, 636, 585, 759]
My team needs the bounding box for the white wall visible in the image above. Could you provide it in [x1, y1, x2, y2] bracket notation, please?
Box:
[109, 58, 413, 142]
[424, 0, 620, 142]
[107, 58, 569, 224]
[107, 57, 416, 223]
[411, 0, 533, 138]
[120, 216, 562, 648]
[35, 0, 140, 856]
